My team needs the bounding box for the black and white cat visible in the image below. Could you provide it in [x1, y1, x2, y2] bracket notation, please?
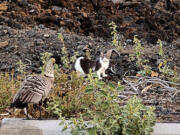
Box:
[74, 50, 112, 79]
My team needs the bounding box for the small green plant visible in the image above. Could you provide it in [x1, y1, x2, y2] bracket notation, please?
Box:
[70, 51, 79, 64]
[157, 40, 179, 83]
[40, 52, 53, 73]
[85, 46, 91, 59]
[109, 21, 122, 50]
[158, 59, 172, 75]
[58, 33, 69, 69]
[133, 35, 144, 68]
[58, 33, 65, 44]
[157, 40, 173, 76]
[138, 65, 152, 76]
[59, 72, 156, 135]
[129, 54, 136, 62]
[121, 96, 156, 135]
[16, 60, 27, 74]
[61, 45, 70, 69]
[58, 33, 78, 71]
[157, 39, 164, 57]
[171, 67, 179, 84]
[130, 36, 153, 76]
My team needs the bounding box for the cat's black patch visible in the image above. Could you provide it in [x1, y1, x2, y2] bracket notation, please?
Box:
[95, 59, 102, 71]
[80, 58, 102, 74]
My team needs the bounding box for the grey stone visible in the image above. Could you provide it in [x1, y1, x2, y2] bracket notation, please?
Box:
[52, 6, 62, 11]
[35, 39, 44, 45]
[29, 9, 35, 13]
[173, 38, 180, 48]
[38, 24, 45, 29]
[24, 42, 34, 47]
[25, 30, 35, 38]
[77, 45, 85, 49]
[0, 118, 71, 135]
[111, 0, 124, 4]
[44, 34, 50, 38]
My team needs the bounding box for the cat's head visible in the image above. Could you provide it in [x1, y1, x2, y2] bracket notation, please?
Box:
[100, 49, 113, 69]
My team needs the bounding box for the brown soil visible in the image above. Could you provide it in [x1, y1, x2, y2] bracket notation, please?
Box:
[0, 0, 180, 43]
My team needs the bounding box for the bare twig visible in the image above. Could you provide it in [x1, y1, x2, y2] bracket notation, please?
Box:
[122, 76, 180, 97]
[0, 113, 9, 116]
[123, 78, 138, 92]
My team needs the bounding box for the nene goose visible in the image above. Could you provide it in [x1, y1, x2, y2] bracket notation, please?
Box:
[10, 58, 56, 119]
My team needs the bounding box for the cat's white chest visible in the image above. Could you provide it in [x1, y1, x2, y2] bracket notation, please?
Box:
[99, 57, 109, 69]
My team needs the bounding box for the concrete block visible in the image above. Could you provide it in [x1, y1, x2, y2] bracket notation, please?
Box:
[0, 118, 71, 135]
[1, 118, 180, 135]
[152, 123, 180, 135]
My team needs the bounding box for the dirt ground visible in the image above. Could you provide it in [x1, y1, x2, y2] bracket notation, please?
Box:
[0, 0, 180, 122]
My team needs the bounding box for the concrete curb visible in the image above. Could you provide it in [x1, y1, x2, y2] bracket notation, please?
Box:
[152, 123, 180, 135]
[0, 118, 180, 135]
[0, 118, 71, 135]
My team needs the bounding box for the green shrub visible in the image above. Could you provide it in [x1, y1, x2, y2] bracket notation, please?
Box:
[130, 36, 153, 76]
[59, 73, 156, 135]
[16, 60, 27, 75]
[133, 35, 144, 68]
[58, 33, 78, 71]
[121, 96, 155, 135]
[39, 52, 53, 73]
[109, 21, 122, 50]
[157, 40, 179, 83]
[47, 70, 94, 118]
[157, 39, 163, 57]
[157, 39, 173, 76]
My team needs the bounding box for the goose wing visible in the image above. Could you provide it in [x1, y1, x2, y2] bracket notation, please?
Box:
[13, 75, 52, 104]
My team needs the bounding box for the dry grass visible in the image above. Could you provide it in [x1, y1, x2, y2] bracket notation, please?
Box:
[0, 70, 95, 119]
[47, 70, 94, 118]
[0, 72, 21, 114]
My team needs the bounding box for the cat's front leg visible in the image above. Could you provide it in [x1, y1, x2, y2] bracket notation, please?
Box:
[97, 69, 102, 79]
[102, 68, 108, 77]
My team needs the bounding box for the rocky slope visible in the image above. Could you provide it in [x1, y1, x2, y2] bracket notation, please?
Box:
[0, 0, 179, 44]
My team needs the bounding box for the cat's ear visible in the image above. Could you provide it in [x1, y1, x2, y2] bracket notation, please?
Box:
[106, 49, 112, 59]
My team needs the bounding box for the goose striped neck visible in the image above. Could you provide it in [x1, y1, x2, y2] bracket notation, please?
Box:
[44, 58, 56, 78]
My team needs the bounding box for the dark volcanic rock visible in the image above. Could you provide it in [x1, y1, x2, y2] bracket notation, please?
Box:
[0, 25, 113, 73]
[0, 24, 180, 79]
[0, 0, 179, 43]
